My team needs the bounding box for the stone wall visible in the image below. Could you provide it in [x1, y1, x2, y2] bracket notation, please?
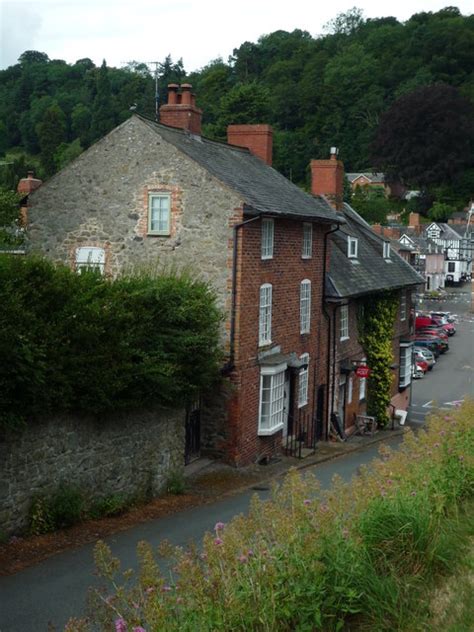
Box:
[0, 407, 185, 535]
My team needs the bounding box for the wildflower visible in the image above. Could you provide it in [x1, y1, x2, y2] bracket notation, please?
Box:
[115, 619, 127, 632]
[319, 503, 329, 513]
[132, 602, 140, 609]
[386, 479, 393, 486]
[247, 549, 254, 557]
[444, 415, 451, 421]
[238, 554, 248, 564]
[161, 585, 172, 592]
[411, 491, 417, 496]
[145, 586, 155, 595]
[133, 628, 147, 632]
[214, 537, 223, 546]
[459, 455, 464, 461]
[200, 552, 207, 560]
[434, 442, 440, 448]
[214, 522, 225, 531]
[303, 499, 311, 506]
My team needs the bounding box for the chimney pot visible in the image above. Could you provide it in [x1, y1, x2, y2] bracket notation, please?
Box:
[167, 84, 179, 105]
[159, 83, 202, 135]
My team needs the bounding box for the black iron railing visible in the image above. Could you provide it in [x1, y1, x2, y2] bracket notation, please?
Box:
[283, 409, 316, 458]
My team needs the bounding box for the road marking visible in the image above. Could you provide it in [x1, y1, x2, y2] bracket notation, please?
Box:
[444, 399, 464, 407]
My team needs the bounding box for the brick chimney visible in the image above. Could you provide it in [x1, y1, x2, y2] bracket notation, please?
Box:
[17, 171, 42, 226]
[17, 171, 42, 196]
[310, 147, 344, 210]
[227, 124, 273, 166]
[159, 83, 202, 135]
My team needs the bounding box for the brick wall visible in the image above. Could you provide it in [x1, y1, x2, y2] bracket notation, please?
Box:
[226, 217, 330, 465]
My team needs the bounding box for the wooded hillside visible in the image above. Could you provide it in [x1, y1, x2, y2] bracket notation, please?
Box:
[1, 6, 473, 208]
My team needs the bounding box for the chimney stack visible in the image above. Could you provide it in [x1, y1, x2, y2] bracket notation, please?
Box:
[159, 83, 202, 135]
[227, 124, 273, 166]
[310, 148, 344, 210]
[17, 171, 42, 226]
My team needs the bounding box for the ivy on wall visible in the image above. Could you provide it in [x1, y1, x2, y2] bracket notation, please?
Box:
[358, 291, 399, 427]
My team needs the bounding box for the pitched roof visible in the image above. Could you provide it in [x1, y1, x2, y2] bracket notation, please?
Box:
[326, 204, 424, 299]
[138, 116, 340, 223]
[346, 172, 385, 184]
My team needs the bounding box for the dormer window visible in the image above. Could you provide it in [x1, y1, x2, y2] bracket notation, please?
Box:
[383, 242, 391, 259]
[348, 237, 358, 259]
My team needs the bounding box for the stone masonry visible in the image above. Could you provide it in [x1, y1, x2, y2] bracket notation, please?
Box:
[0, 407, 184, 535]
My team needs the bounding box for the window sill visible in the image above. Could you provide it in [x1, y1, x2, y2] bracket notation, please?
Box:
[147, 232, 171, 237]
[261, 255, 273, 261]
[258, 422, 284, 436]
[259, 340, 273, 349]
[301, 255, 312, 260]
[298, 401, 308, 409]
[340, 336, 350, 342]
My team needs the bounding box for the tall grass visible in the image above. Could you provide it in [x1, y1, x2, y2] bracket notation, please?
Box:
[67, 400, 474, 632]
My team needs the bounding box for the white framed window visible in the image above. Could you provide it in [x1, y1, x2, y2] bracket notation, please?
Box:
[259, 283, 272, 346]
[383, 242, 391, 259]
[258, 363, 287, 435]
[148, 193, 171, 235]
[347, 377, 353, 404]
[399, 343, 413, 389]
[298, 353, 309, 408]
[302, 223, 312, 259]
[300, 279, 311, 334]
[359, 357, 367, 400]
[340, 304, 349, 340]
[348, 236, 358, 258]
[75, 247, 105, 274]
[261, 218, 274, 260]
[400, 292, 407, 321]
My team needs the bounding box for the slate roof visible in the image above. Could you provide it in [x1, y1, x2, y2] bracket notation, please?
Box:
[346, 172, 385, 184]
[138, 116, 340, 223]
[326, 204, 424, 299]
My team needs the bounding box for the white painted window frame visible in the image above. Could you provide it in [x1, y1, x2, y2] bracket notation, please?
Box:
[400, 292, 407, 321]
[347, 376, 353, 404]
[359, 356, 367, 400]
[340, 304, 349, 340]
[383, 242, 391, 259]
[300, 279, 311, 334]
[261, 218, 274, 260]
[259, 283, 272, 346]
[302, 223, 312, 259]
[348, 236, 358, 258]
[298, 353, 309, 408]
[148, 193, 171, 235]
[75, 246, 106, 274]
[258, 363, 287, 435]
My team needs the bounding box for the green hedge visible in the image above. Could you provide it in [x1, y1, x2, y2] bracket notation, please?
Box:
[0, 256, 222, 428]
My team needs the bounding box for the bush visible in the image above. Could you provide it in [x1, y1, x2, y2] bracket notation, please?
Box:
[0, 256, 222, 428]
[76, 400, 474, 632]
[29, 485, 84, 534]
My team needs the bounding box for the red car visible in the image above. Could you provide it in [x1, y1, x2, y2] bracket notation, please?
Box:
[415, 359, 429, 373]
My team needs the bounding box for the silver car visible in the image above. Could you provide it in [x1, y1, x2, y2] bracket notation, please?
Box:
[414, 347, 436, 369]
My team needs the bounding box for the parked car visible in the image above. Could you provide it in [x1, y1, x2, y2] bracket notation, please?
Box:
[412, 364, 425, 379]
[414, 347, 436, 369]
[417, 327, 449, 343]
[415, 334, 447, 354]
[413, 339, 440, 357]
[430, 316, 456, 335]
[431, 311, 456, 324]
[415, 358, 429, 373]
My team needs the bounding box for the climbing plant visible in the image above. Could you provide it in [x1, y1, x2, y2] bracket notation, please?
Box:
[358, 291, 399, 427]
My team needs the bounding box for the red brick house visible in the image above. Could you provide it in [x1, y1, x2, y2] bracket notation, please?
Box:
[313, 158, 422, 435]
[26, 84, 343, 466]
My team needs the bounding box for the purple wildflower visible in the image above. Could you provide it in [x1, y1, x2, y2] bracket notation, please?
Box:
[214, 522, 225, 531]
[238, 554, 248, 564]
[247, 549, 254, 557]
[133, 628, 147, 632]
[214, 537, 223, 546]
[303, 499, 311, 506]
[115, 619, 127, 632]
[387, 479, 393, 486]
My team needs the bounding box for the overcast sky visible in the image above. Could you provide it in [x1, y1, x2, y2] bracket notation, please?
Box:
[1, 0, 473, 72]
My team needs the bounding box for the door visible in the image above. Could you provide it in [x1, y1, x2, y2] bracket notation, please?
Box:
[338, 376, 346, 429]
[185, 398, 201, 465]
[315, 384, 325, 442]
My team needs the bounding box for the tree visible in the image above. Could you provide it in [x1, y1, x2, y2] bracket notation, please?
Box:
[18, 50, 49, 65]
[324, 7, 365, 35]
[54, 139, 83, 170]
[0, 189, 22, 246]
[36, 103, 67, 176]
[428, 201, 457, 222]
[372, 84, 474, 189]
[90, 60, 115, 142]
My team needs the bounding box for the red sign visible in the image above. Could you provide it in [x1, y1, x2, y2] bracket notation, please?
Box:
[355, 365, 371, 378]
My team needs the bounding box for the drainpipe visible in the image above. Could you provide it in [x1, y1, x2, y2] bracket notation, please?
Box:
[320, 224, 342, 441]
[223, 214, 260, 374]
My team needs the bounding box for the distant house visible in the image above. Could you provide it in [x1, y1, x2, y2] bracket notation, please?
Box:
[346, 172, 406, 199]
[26, 83, 344, 466]
[425, 222, 472, 284]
